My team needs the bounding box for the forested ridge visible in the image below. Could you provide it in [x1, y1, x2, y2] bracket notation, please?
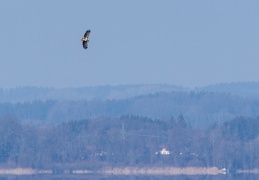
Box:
[0, 115, 258, 171]
[1, 91, 259, 127]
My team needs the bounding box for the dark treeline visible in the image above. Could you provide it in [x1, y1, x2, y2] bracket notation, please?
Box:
[1, 91, 259, 127]
[0, 115, 258, 171]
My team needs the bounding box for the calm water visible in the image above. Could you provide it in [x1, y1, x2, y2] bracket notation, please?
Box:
[0, 174, 258, 180]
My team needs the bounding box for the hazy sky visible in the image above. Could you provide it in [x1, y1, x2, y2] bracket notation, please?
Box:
[1, 1, 259, 88]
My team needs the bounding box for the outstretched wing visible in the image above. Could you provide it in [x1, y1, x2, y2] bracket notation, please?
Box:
[84, 30, 91, 38]
[82, 41, 88, 49]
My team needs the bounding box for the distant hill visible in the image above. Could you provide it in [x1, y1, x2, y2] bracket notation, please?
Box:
[1, 82, 259, 103]
[0, 84, 187, 103]
[1, 91, 259, 127]
[196, 82, 259, 98]
[1, 82, 259, 127]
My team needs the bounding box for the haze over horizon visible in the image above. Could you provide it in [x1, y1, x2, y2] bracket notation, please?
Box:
[1, 1, 259, 88]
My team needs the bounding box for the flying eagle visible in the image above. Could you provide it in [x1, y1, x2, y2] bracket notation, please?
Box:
[81, 30, 91, 49]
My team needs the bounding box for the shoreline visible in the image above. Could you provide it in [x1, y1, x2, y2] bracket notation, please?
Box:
[0, 167, 227, 175]
[236, 168, 259, 174]
[1, 167, 258, 175]
[99, 167, 226, 175]
[0, 168, 52, 175]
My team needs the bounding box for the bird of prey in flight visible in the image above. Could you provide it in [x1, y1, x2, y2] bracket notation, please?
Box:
[81, 30, 91, 49]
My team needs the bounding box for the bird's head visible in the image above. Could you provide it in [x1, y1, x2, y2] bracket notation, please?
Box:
[81, 37, 89, 42]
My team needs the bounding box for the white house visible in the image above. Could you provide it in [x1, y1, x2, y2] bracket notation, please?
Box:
[156, 147, 171, 155]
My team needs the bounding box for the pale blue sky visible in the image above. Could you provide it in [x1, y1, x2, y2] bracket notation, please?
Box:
[1, 1, 259, 88]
